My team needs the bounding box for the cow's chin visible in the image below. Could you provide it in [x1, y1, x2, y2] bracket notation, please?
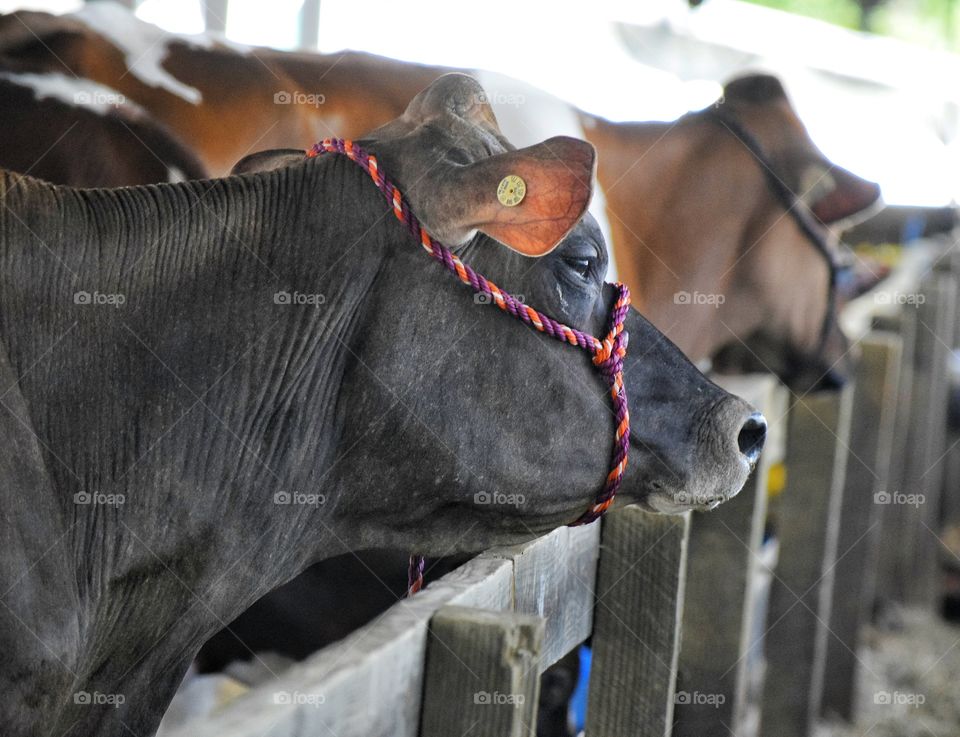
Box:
[640, 486, 741, 515]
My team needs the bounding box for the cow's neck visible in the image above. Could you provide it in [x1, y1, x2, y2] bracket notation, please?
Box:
[0, 157, 396, 734]
[588, 116, 768, 361]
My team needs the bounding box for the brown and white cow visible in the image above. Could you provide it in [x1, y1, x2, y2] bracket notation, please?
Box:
[0, 4, 882, 390]
[0, 67, 206, 187]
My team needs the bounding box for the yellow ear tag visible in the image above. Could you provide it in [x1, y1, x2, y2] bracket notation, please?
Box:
[497, 175, 526, 207]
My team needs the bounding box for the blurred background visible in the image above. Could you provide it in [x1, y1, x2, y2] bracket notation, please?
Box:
[2, 0, 958, 209]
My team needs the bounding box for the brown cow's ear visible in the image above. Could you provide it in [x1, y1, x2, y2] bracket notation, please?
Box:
[231, 149, 306, 175]
[444, 136, 597, 256]
[808, 164, 882, 226]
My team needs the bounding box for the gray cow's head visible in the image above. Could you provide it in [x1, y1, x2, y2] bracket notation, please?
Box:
[237, 74, 766, 548]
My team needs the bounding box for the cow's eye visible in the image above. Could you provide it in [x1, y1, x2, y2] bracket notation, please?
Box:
[563, 256, 593, 279]
[445, 147, 472, 165]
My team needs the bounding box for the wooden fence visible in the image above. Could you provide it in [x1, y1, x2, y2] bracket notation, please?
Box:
[163, 239, 954, 737]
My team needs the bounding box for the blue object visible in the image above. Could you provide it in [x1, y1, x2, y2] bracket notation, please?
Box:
[570, 643, 592, 731]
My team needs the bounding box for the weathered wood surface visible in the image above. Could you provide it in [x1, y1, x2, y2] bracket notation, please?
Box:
[419, 606, 544, 737]
[877, 275, 956, 608]
[760, 386, 854, 737]
[481, 523, 600, 669]
[821, 334, 902, 721]
[585, 507, 690, 737]
[936, 248, 960, 530]
[905, 274, 956, 607]
[674, 374, 788, 737]
[162, 522, 600, 737]
[163, 556, 512, 737]
[873, 310, 917, 611]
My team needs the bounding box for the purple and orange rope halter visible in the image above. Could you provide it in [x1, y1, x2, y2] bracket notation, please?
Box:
[307, 139, 631, 595]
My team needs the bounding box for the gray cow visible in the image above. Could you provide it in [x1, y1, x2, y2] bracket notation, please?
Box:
[0, 74, 764, 736]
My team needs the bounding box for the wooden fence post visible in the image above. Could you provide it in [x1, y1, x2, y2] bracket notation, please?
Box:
[938, 250, 960, 531]
[419, 606, 544, 737]
[481, 525, 599, 669]
[873, 310, 917, 611]
[673, 375, 788, 737]
[877, 276, 956, 609]
[760, 385, 854, 737]
[585, 507, 690, 737]
[820, 334, 902, 721]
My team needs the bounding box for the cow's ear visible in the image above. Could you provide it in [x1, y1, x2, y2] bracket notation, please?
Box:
[806, 163, 882, 226]
[436, 136, 596, 256]
[231, 149, 306, 175]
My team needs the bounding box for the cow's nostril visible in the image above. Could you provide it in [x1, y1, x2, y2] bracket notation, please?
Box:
[738, 412, 767, 465]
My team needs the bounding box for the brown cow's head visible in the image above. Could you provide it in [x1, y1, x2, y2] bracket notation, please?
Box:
[709, 73, 882, 391]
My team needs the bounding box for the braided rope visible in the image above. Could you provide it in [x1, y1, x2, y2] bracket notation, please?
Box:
[307, 139, 630, 596]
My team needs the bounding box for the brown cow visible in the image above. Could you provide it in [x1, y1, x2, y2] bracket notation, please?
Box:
[0, 67, 206, 187]
[582, 74, 881, 387]
[0, 5, 440, 176]
[0, 6, 881, 390]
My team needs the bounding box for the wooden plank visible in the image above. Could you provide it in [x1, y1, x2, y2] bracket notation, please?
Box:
[820, 333, 902, 721]
[937, 249, 960, 529]
[674, 374, 788, 737]
[160, 524, 603, 737]
[760, 386, 854, 737]
[419, 606, 544, 737]
[872, 310, 917, 611]
[905, 274, 956, 606]
[481, 524, 599, 669]
[585, 507, 690, 737]
[160, 556, 513, 737]
[879, 275, 956, 608]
